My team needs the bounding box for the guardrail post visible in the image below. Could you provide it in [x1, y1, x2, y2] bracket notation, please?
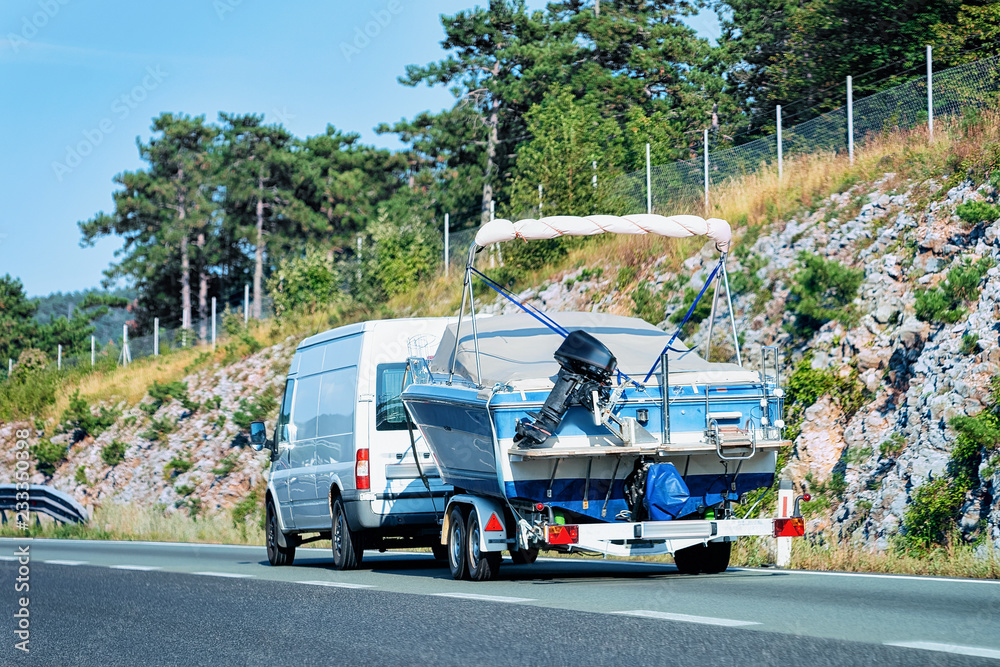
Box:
[776, 479, 793, 567]
[847, 76, 854, 163]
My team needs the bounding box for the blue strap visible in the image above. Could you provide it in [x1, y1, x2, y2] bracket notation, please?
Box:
[643, 257, 724, 383]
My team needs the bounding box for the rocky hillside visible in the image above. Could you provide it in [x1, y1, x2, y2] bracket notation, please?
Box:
[3, 168, 998, 556]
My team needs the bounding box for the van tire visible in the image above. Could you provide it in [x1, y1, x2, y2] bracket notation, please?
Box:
[331, 497, 363, 570]
[465, 512, 501, 581]
[447, 505, 468, 580]
[702, 540, 731, 574]
[510, 548, 538, 565]
[266, 500, 295, 566]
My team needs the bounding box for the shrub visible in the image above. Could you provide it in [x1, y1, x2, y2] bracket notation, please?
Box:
[60, 390, 119, 440]
[174, 484, 195, 497]
[141, 416, 177, 443]
[32, 439, 68, 476]
[955, 200, 1000, 225]
[147, 379, 199, 413]
[164, 456, 194, 480]
[0, 368, 58, 420]
[74, 465, 88, 486]
[632, 284, 667, 325]
[222, 312, 263, 363]
[787, 254, 864, 337]
[232, 393, 279, 431]
[783, 355, 871, 441]
[212, 454, 238, 476]
[915, 258, 993, 323]
[959, 333, 980, 355]
[267, 247, 341, 318]
[880, 432, 906, 458]
[101, 439, 127, 467]
[615, 266, 637, 290]
[668, 286, 715, 339]
[903, 477, 965, 548]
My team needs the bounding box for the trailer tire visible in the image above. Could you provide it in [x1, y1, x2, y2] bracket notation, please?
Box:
[431, 544, 448, 561]
[331, 497, 364, 570]
[510, 548, 538, 565]
[466, 512, 501, 581]
[266, 500, 295, 566]
[447, 505, 468, 580]
[672, 543, 704, 574]
[702, 540, 731, 574]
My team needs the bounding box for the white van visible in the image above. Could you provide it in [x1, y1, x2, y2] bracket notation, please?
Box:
[250, 317, 452, 569]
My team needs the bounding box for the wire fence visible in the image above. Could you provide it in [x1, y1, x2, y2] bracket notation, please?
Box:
[605, 53, 1000, 215]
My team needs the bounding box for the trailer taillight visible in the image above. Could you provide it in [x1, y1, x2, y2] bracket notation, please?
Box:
[546, 524, 579, 545]
[773, 517, 804, 537]
[355, 448, 370, 491]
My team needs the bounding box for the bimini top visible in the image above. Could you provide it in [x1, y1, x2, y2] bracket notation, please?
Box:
[430, 312, 755, 387]
[474, 214, 732, 253]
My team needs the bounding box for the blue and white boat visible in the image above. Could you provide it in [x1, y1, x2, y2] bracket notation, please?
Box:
[401, 214, 802, 580]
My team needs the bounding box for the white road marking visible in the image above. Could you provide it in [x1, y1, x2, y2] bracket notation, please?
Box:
[885, 641, 1000, 660]
[297, 580, 374, 589]
[613, 610, 760, 627]
[191, 571, 254, 578]
[110, 565, 161, 571]
[0, 556, 18, 561]
[432, 592, 535, 603]
[43, 560, 88, 566]
[759, 569, 1000, 586]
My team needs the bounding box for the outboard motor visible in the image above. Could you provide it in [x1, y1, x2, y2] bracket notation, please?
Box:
[514, 330, 617, 447]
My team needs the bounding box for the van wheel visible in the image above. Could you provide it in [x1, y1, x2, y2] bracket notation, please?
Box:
[447, 505, 468, 580]
[266, 500, 295, 566]
[431, 544, 448, 562]
[510, 547, 538, 565]
[466, 512, 501, 581]
[331, 497, 363, 570]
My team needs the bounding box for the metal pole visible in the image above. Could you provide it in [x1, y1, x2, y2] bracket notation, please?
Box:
[57, 344, 61, 371]
[703, 129, 709, 210]
[592, 160, 597, 189]
[8, 358, 11, 377]
[244, 284, 249, 324]
[847, 76, 854, 164]
[721, 258, 742, 367]
[211, 297, 217, 350]
[538, 184, 543, 214]
[927, 45, 934, 140]
[444, 213, 450, 278]
[154, 317, 159, 356]
[776, 105, 783, 180]
[704, 273, 721, 362]
[123, 324, 129, 367]
[91, 336, 95, 367]
[645, 142, 652, 214]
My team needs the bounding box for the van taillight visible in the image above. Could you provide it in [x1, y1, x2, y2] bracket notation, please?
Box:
[355, 448, 370, 490]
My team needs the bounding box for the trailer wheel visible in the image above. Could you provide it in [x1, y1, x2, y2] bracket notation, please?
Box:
[266, 500, 295, 566]
[447, 505, 468, 580]
[331, 497, 364, 570]
[431, 544, 448, 562]
[702, 540, 731, 574]
[466, 512, 501, 581]
[510, 548, 538, 565]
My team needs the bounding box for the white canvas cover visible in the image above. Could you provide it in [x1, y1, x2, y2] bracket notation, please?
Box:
[430, 312, 756, 387]
[474, 214, 732, 253]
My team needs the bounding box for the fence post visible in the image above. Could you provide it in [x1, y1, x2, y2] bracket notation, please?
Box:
[645, 142, 652, 214]
[122, 324, 131, 367]
[57, 344, 61, 371]
[244, 284, 249, 324]
[703, 129, 709, 210]
[847, 76, 854, 164]
[538, 183, 543, 214]
[776, 105, 783, 180]
[444, 213, 450, 278]
[154, 317, 159, 356]
[8, 358, 11, 377]
[91, 336, 95, 367]
[776, 479, 793, 567]
[927, 45, 934, 140]
[211, 297, 217, 350]
[592, 160, 597, 189]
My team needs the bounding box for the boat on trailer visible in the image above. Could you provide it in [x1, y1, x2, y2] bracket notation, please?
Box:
[401, 213, 805, 581]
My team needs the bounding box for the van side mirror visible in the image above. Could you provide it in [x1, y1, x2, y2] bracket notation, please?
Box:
[249, 421, 269, 451]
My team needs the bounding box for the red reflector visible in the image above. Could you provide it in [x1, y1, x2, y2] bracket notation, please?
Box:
[484, 513, 503, 532]
[546, 524, 579, 545]
[535, 503, 545, 511]
[802, 493, 812, 502]
[773, 517, 805, 538]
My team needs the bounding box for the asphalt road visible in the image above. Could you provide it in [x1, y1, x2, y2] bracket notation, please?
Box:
[2, 538, 999, 666]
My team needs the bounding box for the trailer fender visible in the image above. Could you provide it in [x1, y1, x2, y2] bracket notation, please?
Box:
[443, 495, 509, 553]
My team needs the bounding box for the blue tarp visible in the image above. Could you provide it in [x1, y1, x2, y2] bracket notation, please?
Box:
[645, 463, 723, 520]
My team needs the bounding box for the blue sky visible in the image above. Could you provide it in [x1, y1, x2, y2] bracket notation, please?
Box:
[0, 1, 719, 297]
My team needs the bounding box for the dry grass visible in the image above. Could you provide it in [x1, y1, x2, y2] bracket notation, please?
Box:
[790, 537, 1000, 579]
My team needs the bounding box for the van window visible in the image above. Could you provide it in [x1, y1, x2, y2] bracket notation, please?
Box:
[291, 374, 321, 442]
[275, 380, 295, 444]
[376, 363, 409, 431]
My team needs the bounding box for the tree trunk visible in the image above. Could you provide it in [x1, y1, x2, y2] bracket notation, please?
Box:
[197, 231, 208, 341]
[480, 93, 501, 226]
[253, 176, 265, 319]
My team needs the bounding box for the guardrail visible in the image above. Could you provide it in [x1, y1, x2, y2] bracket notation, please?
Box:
[0, 485, 89, 525]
